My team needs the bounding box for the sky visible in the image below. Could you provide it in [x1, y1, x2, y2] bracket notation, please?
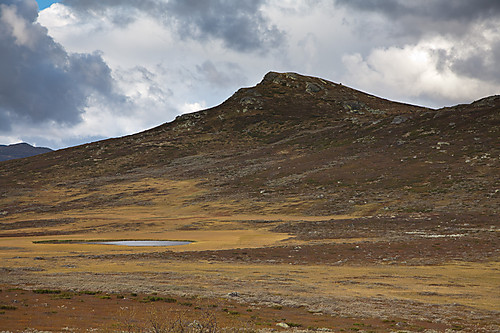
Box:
[1, 0, 499, 149]
[35, 0, 57, 10]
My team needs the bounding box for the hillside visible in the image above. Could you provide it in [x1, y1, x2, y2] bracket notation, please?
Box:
[0, 71, 498, 217]
[0, 72, 498, 331]
[0, 142, 52, 162]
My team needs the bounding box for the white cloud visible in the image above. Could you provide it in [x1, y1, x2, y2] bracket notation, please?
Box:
[180, 102, 206, 115]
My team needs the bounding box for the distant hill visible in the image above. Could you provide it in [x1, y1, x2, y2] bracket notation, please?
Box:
[0, 143, 53, 162]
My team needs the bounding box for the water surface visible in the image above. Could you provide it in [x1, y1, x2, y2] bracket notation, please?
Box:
[88, 240, 192, 247]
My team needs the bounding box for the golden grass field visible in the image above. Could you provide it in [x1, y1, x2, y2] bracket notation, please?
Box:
[1, 177, 498, 332]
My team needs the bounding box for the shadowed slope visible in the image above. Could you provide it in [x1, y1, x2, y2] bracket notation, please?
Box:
[0, 143, 53, 162]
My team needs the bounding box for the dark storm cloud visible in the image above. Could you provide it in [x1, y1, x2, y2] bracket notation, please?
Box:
[450, 40, 500, 85]
[165, 0, 284, 52]
[335, 0, 500, 25]
[0, 0, 125, 131]
[334, 0, 500, 37]
[64, 0, 285, 52]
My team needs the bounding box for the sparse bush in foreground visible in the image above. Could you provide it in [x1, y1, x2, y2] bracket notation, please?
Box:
[0, 304, 17, 310]
[114, 305, 219, 333]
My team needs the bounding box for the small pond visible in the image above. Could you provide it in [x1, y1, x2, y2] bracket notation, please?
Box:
[87, 240, 192, 247]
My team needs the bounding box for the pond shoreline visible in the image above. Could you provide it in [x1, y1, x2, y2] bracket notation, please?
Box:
[33, 239, 194, 246]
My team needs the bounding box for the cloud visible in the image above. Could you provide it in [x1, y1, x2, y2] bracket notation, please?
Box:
[334, 0, 500, 37]
[341, 38, 500, 107]
[334, 0, 500, 105]
[0, 0, 126, 132]
[447, 29, 500, 85]
[61, 0, 285, 53]
[165, 0, 284, 52]
[195, 61, 247, 89]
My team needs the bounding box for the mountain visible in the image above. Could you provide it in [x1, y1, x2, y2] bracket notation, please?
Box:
[0, 142, 53, 162]
[0, 71, 498, 217]
[0, 72, 498, 331]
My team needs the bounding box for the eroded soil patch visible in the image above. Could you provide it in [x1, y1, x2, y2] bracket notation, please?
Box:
[0, 286, 451, 332]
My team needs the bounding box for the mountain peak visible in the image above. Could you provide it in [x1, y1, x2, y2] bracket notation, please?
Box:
[215, 71, 429, 125]
[169, 71, 430, 137]
[261, 71, 330, 89]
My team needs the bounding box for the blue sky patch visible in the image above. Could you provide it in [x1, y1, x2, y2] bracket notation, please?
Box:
[36, 0, 61, 11]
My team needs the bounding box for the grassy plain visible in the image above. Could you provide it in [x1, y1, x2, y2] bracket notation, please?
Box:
[1, 198, 498, 331]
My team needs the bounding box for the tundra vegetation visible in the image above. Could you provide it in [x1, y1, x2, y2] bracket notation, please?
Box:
[0, 72, 498, 332]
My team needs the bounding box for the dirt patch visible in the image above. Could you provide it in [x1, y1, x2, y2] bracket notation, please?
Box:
[0, 285, 452, 332]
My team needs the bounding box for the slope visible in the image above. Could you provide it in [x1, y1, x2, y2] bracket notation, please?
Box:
[0, 72, 499, 331]
[0, 71, 498, 218]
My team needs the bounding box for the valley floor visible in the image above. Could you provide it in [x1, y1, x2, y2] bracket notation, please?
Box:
[0, 212, 498, 332]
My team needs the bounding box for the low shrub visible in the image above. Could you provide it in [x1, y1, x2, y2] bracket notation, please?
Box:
[0, 305, 17, 310]
[164, 297, 177, 303]
[33, 289, 61, 294]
